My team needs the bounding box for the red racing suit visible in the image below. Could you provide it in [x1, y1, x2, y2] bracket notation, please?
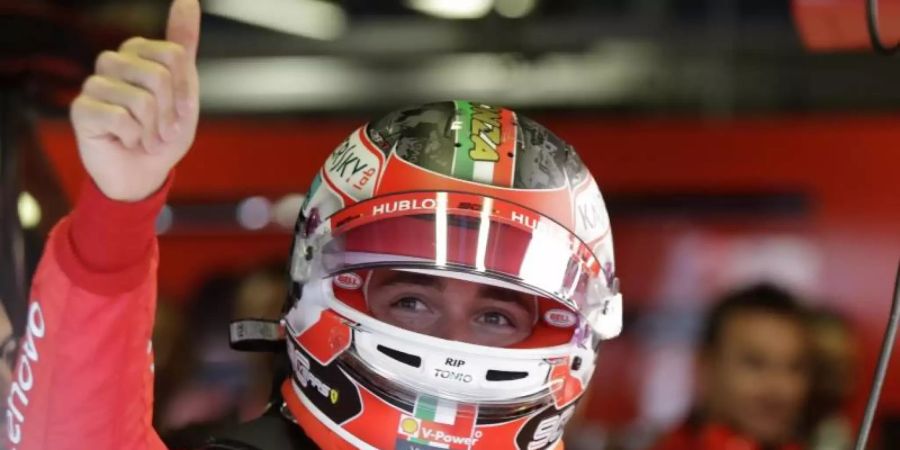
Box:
[6, 176, 171, 450]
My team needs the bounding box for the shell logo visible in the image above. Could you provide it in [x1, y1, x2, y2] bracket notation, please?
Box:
[400, 417, 420, 435]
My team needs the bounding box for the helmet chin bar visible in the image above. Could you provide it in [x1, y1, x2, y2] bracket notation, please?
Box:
[338, 304, 573, 405]
[337, 348, 552, 423]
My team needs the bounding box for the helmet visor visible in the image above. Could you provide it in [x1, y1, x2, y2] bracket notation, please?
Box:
[307, 191, 613, 320]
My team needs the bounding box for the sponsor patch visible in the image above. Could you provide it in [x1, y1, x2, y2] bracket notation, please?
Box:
[330, 388, 340, 405]
[544, 309, 577, 328]
[516, 405, 576, 450]
[396, 396, 480, 450]
[323, 127, 385, 202]
[572, 177, 610, 246]
[400, 417, 420, 435]
[333, 272, 363, 290]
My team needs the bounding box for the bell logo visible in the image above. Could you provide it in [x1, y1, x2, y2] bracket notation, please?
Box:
[330, 389, 340, 405]
[544, 309, 577, 328]
[334, 272, 363, 290]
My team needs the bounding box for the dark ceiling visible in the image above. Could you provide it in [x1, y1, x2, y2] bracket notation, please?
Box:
[3, 0, 898, 115]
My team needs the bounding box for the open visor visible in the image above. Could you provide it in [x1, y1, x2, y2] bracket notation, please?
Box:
[303, 191, 617, 328]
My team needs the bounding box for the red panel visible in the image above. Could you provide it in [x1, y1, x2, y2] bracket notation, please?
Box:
[793, 0, 900, 51]
[36, 118, 357, 202]
[156, 233, 291, 300]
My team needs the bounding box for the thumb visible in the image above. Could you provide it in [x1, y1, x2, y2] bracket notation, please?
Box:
[166, 0, 201, 60]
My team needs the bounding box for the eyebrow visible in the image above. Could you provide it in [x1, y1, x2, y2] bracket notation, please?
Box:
[477, 286, 534, 311]
[376, 271, 446, 290]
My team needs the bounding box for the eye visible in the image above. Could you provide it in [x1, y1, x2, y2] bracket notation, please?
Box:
[392, 296, 430, 313]
[477, 311, 514, 327]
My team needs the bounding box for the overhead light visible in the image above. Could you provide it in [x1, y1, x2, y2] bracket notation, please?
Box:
[199, 57, 365, 111]
[199, 48, 657, 112]
[237, 196, 272, 231]
[205, 0, 347, 41]
[17, 192, 41, 229]
[406, 0, 493, 19]
[273, 193, 306, 229]
[495, 0, 537, 19]
[155, 205, 174, 235]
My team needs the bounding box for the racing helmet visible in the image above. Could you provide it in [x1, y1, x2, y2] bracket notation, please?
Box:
[281, 101, 622, 450]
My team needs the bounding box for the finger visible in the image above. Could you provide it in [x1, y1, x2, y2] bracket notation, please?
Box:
[166, 0, 201, 61]
[95, 51, 175, 142]
[166, 0, 201, 115]
[71, 95, 142, 149]
[120, 37, 188, 120]
[83, 72, 163, 152]
[82, 75, 163, 150]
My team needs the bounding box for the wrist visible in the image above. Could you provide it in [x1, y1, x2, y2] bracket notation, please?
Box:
[69, 171, 174, 273]
[95, 172, 173, 203]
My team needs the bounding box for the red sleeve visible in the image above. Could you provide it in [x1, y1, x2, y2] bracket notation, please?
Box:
[6, 176, 173, 450]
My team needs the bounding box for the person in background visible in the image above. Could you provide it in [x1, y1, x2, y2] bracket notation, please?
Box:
[157, 265, 286, 448]
[805, 310, 858, 450]
[231, 263, 288, 421]
[651, 284, 812, 450]
[152, 294, 189, 431]
[157, 274, 242, 440]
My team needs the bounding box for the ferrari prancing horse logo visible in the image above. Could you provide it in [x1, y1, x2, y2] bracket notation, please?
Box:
[330, 388, 340, 405]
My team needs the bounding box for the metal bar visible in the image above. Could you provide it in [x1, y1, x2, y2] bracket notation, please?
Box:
[854, 260, 900, 450]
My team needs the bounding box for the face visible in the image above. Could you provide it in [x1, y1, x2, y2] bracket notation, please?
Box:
[810, 319, 857, 407]
[366, 269, 537, 347]
[702, 311, 811, 445]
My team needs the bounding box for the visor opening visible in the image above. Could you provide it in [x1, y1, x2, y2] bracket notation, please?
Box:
[485, 370, 530, 382]
[376, 345, 422, 368]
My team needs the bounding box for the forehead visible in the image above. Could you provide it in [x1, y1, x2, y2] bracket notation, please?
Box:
[370, 270, 445, 288]
[717, 310, 808, 353]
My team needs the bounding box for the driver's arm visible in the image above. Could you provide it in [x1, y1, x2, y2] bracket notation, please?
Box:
[6, 0, 201, 448]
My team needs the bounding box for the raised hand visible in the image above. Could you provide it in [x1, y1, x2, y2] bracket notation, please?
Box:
[71, 0, 201, 201]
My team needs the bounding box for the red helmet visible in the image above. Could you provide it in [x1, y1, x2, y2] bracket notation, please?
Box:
[281, 101, 621, 449]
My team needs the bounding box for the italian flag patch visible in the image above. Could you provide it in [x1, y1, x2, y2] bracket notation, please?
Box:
[396, 395, 480, 450]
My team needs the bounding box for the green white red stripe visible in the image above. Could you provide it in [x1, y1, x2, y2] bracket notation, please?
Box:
[414, 395, 459, 425]
[451, 101, 517, 187]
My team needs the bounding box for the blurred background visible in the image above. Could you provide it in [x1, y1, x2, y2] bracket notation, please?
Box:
[2, 0, 900, 449]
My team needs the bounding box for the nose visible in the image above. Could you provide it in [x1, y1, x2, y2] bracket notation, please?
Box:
[442, 325, 477, 345]
[431, 311, 477, 345]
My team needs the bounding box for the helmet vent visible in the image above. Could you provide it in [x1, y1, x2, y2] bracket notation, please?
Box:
[485, 370, 529, 381]
[376, 345, 422, 368]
